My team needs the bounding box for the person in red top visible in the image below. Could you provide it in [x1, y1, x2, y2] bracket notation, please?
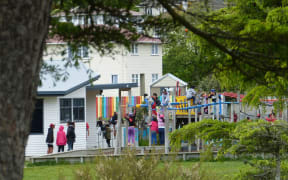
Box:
[149, 116, 158, 145]
[56, 125, 67, 152]
[86, 122, 89, 137]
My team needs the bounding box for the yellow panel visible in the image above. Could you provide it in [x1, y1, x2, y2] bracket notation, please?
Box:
[175, 96, 195, 115]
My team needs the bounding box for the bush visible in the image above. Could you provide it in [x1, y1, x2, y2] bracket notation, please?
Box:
[74, 151, 211, 180]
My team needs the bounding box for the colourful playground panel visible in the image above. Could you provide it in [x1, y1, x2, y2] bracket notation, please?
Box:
[175, 96, 195, 115]
[96, 96, 143, 119]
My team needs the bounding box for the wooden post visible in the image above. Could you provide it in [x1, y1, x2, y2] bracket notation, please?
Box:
[126, 90, 132, 146]
[198, 109, 202, 151]
[188, 101, 191, 152]
[148, 100, 152, 147]
[164, 106, 169, 154]
[237, 91, 241, 121]
[172, 92, 176, 131]
[195, 107, 198, 151]
[114, 89, 122, 155]
[230, 104, 234, 123]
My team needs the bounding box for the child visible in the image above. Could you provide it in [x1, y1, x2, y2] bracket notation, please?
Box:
[111, 112, 118, 137]
[125, 108, 136, 146]
[149, 116, 158, 145]
[151, 93, 160, 116]
[157, 114, 165, 145]
[56, 125, 67, 152]
[46, 123, 55, 154]
[104, 124, 111, 147]
[66, 122, 76, 151]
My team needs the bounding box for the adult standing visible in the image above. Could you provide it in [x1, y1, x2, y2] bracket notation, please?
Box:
[66, 122, 76, 151]
[46, 123, 55, 154]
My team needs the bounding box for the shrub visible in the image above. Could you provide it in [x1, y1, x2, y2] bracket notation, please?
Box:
[74, 151, 210, 180]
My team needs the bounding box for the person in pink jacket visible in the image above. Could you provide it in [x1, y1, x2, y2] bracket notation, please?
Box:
[56, 125, 67, 152]
[149, 116, 158, 145]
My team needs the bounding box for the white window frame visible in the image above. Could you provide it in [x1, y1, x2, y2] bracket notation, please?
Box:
[132, 74, 139, 85]
[67, 46, 89, 59]
[60, 98, 85, 123]
[131, 43, 138, 55]
[152, 74, 158, 82]
[146, 7, 152, 15]
[112, 74, 118, 84]
[151, 44, 159, 55]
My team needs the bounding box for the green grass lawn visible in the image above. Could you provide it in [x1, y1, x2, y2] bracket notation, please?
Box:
[24, 161, 246, 180]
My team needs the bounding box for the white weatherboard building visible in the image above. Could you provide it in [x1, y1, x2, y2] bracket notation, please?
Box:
[25, 61, 138, 156]
[25, 61, 100, 156]
[44, 36, 162, 97]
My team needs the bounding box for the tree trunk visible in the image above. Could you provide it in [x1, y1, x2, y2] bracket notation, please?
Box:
[0, 1, 52, 179]
[275, 153, 281, 180]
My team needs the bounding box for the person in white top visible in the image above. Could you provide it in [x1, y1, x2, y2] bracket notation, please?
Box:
[186, 85, 196, 104]
[161, 88, 170, 106]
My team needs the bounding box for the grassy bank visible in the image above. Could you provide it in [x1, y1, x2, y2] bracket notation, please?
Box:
[24, 161, 246, 180]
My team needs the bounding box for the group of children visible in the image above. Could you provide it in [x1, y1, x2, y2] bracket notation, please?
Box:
[149, 113, 165, 145]
[97, 117, 113, 148]
[149, 91, 167, 145]
[45, 121, 76, 154]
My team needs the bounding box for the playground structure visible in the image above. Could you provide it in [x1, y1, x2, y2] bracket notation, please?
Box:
[115, 93, 284, 155]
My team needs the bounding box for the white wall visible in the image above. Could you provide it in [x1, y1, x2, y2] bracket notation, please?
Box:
[44, 42, 163, 97]
[25, 87, 87, 157]
[86, 90, 98, 148]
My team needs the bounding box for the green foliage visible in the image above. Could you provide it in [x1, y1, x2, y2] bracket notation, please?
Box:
[163, 30, 215, 86]
[159, 0, 288, 111]
[234, 160, 288, 180]
[170, 119, 236, 153]
[170, 119, 288, 179]
[76, 151, 204, 180]
[230, 120, 288, 155]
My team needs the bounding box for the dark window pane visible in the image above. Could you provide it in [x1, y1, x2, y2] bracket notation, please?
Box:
[30, 99, 43, 133]
[60, 99, 72, 123]
[73, 99, 85, 122]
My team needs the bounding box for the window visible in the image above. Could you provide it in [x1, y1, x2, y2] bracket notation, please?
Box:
[152, 74, 158, 82]
[93, 15, 104, 25]
[73, 99, 85, 122]
[131, 43, 138, 55]
[145, 7, 152, 15]
[30, 99, 44, 133]
[151, 44, 159, 55]
[60, 98, 85, 123]
[132, 74, 139, 84]
[68, 46, 89, 59]
[112, 75, 118, 84]
[60, 99, 72, 123]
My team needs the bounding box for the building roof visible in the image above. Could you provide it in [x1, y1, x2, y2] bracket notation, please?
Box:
[86, 83, 138, 91]
[46, 35, 161, 44]
[150, 73, 188, 88]
[221, 92, 245, 99]
[136, 36, 161, 44]
[37, 60, 100, 96]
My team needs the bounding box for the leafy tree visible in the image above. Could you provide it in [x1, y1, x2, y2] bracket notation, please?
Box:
[170, 119, 288, 180]
[0, 0, 146, 179]
[157, 0, 288, 109]
[3, 0, 288, 179]
[163, 30, 215, 86]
